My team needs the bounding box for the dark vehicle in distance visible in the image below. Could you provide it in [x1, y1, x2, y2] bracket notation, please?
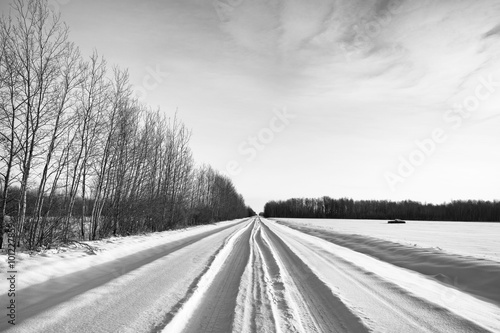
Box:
[388, 219, 406, 224]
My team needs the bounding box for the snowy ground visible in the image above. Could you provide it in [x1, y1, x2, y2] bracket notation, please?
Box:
[1, 217, 499, 332]
[274, 218, 500, 262]
[0, 219, 246, 290]
[275, 218, 500, 305]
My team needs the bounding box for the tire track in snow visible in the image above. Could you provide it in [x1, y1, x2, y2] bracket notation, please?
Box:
[259, 219, 370, 333]
[174, 217, 369, 333]
[253, 222, 296, 333]
[238, 219, 277, 333]
[0, 220, 245, 331]
[162, 218, 255, 333]
[156, 216, 498, 333]
[151, 231, 235, 332]
[264, 219, 496, 333]
[277, 219, 500, 305]
[233, 218, 296, 333]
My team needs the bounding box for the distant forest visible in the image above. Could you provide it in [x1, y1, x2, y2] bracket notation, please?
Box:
[263, 197, 500, 222]
[0, 1, 251, 250]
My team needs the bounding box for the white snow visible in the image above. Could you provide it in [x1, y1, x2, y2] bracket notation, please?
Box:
[265, 218, 500, 332]
[275, 218, 500, 306]
[0, 218, 248, 333]
[0, 218, 246, 291]
[233, 220, 305, 333]
[161, 219, 254, 333]
[275, 218, 500, 262]
[232, 222, 258, 333]
[2, 217, 499, 332]
[258, 223, 318, 333]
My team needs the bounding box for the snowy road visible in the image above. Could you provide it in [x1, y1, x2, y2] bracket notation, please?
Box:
[3, 217, 499, 332]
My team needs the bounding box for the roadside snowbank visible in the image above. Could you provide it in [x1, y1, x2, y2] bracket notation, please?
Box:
[277, 219, 500, 306]
[267, 219, 500, 333]
[1, 219, 249, 333]
[275, 218, 500, 261]
[0, 218, 246, 291]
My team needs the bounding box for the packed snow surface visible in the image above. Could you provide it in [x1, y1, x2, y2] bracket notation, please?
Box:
[1, 217, 499, 332]
[276, 218, 500, 305]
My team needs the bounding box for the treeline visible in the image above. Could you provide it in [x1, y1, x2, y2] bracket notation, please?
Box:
[263, 197, 500, 222]
[0, 0, 251, 250]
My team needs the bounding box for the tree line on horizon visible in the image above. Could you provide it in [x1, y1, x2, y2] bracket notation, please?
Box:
[263, 197, 500, 222]
[0, 0, 251, 250]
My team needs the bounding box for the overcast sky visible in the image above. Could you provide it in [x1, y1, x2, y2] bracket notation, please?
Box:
[2, 0, 500, 211]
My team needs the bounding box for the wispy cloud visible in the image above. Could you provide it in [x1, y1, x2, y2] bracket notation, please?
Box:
[23, 0, 499, 209]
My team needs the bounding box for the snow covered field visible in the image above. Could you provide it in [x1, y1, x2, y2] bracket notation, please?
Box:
[1, 217, 499, 332]
[275, 218, 500, 262]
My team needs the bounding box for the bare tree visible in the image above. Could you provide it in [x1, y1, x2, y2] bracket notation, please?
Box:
[0, 0, 250, 249]
[88, 68, 127, 240]
[28, 43, 83, 248]
[63, 51, 108, 241]
[107, 70, 135, 236]
[0, 0, 73, 247]
[0, 14, 16, 249]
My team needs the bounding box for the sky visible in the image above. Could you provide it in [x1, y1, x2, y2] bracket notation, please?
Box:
[2, 0, 500, 212]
